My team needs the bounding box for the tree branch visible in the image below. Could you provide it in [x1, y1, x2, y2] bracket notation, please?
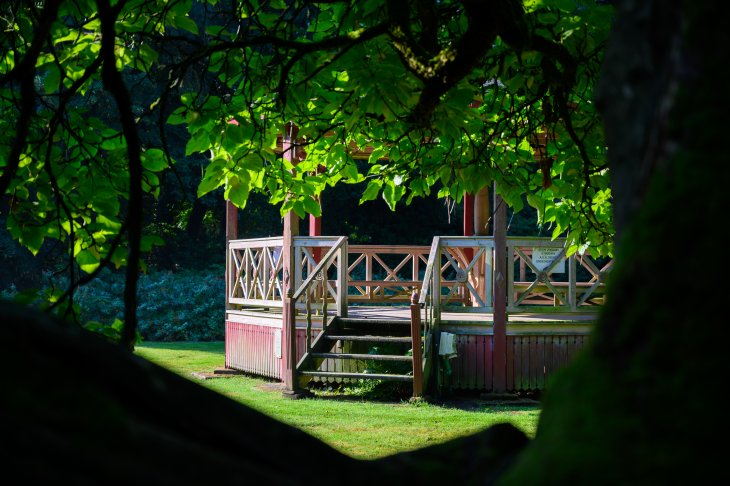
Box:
[97, 0, 143, 351]
[0, 1, 61, 198]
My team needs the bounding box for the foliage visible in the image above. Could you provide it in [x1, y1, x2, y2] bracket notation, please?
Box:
[4, 267, 225, 341]
[73, 267, 225, 341]
[0, 0, 615, 344]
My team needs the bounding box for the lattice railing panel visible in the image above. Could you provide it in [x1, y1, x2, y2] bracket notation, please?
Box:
[227, 237, 284, 308]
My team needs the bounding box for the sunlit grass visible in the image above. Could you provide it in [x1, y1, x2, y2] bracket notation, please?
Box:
[136, 341, 540, 459]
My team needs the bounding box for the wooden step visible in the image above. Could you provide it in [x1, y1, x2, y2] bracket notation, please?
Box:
[336, 318, 409, 326]
[299, 371, 413, 382]
[310, 352, 412, 362]
[324, 335, 412, 343]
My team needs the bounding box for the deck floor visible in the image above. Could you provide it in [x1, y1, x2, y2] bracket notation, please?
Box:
[347, 304, 597, 323]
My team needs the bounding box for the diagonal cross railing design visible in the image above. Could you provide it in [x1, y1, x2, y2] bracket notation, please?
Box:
[507, 237, 612, 312]
[228, 237, 284, 308]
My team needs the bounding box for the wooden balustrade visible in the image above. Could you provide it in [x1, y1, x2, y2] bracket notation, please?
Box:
[227, 236, 612, 315]
[227, 237, 284, 308]
[507, 237, 612, 312]
[347, 245, 430, 303]
[291, 237, 348, 359]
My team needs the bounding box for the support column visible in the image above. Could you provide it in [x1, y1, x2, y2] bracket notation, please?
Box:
[472, 186, 490, 306]
[463, 193, 474, 237]
[281, 123, 303, 397]
[309, 181, 322, 261]
[225, 200, 238, 311]
[473, 186, 490, 236]
[492, 183, 508, 394]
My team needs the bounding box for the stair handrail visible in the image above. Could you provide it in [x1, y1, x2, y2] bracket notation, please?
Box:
[413, 236, 440, 395]
[419, 236, 440, 311]
[292, 236, 347, 301]
[292, 236, 347, 354]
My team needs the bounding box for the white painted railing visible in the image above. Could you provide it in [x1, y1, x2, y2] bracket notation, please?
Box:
[347, 245, 430, 303]
[227, 237, 284, 308]
[507, 237, 612, 312]
[291, 236, 348, 353]
[227, 236, 612, 315]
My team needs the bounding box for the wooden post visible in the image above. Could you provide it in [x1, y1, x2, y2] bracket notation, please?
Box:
[281, 123, 302, 396]
[337, 240, 348, 317]
[309, 185, 322, 262]
[225, 200, 238, 311]
[410, 291, 423, 398]
[473, 186, 490, 236]
[472, 186, 490, 306]
[463, 193, 474, 237]
[492, 184, 508, 394]
[462, 193, 475, 306]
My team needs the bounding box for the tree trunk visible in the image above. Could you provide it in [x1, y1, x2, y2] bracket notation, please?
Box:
[501, 1, 728, 482]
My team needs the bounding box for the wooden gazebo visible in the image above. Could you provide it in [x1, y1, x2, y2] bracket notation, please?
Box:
[223, 126, 612, 397]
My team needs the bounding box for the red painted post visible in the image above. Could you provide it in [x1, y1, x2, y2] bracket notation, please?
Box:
[471, 186, 490, 306]
[462, 193, 475, 302]
[473, 186, 490, 236]
[410, 291, 423, 398]
[281, 123, 301, 396]
[492, 185, 508, 393]
[463, 193, 474, 237]
[310, 197, 322, 262]
[310, 165, 324, 262]
[225, 200, 238, 312]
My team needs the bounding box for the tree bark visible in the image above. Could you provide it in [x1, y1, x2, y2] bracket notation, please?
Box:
[501, 1, 729, 482]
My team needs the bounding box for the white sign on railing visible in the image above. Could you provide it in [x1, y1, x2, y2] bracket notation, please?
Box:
[532, 247, 565, 273]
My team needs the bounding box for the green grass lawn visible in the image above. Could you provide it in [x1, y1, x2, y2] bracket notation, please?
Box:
[135, 341, 541, 459]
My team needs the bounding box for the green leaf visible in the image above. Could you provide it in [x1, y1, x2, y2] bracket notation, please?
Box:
[140, 235, 164, 252]
[301, 196, 321, 217]
[360, 179, 382, 204]
[382, 180, 404, 211]
[226, 182, 250, 209]
[142, 148, 167, 172]
[186, 129, 210, 156]
[76, 248, 100, 274]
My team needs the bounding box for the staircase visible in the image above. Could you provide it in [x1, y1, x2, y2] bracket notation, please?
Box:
[296, 316, 416, 387]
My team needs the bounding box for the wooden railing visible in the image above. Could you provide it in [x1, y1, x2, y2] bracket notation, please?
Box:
[292, 236, 348, 317]
[227, 237, 284, 308]
[227, 236, 611, 315]
[415, 237, 441, 395]
[291, 236, 348, 355]
[507, 237, 613, 312]
[437, 237, 494, 313]
[347, 245, 430, 303]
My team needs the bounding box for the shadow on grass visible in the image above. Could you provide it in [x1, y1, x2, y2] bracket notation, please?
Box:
[304, 380, 542, 412]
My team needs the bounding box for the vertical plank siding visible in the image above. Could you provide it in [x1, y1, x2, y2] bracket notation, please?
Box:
[441, 335, 493, 390]
[225, 321, 281, 379]
[505, 334, 588, 393]
[225, 321, 588, 392]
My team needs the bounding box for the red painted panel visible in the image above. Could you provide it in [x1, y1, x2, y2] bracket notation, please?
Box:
[225, 321, 280, 379]
[475, 335, 485, 389]
[457, 335, 468, 388]
[484, 335, 493, 391]
[506, 336, 514, 391]
[521, 336, 530, 391]
[465, 335, 475, 389]
[544, 335, 554, 383]
[535, 336, 545, 390]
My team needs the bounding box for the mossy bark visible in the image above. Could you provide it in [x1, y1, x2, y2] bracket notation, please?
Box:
[501, 1, 728, 483]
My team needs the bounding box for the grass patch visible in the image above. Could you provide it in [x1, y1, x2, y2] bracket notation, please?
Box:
[136, 341, 541, 459]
